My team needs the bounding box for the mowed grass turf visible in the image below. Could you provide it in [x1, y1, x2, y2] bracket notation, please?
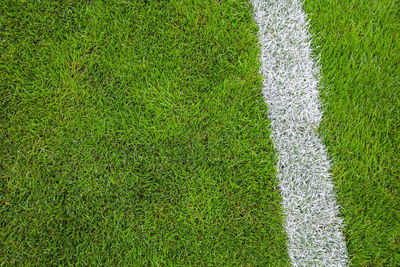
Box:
[0, 0, 289, 265]
[304, 0, 400, 265]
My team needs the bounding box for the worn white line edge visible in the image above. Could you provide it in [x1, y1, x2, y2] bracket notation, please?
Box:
[251, 0, 349, 265]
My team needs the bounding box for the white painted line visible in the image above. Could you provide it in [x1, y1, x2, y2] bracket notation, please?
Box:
[251, 0, 349, 265]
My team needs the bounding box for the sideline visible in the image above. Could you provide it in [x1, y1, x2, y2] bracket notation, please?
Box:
[251, 0, 349, 265]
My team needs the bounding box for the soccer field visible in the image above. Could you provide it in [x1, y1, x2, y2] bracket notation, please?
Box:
[1, 0, 399, 265]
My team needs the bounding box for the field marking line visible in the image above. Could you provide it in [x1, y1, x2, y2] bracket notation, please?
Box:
[251, 0, 349, 265]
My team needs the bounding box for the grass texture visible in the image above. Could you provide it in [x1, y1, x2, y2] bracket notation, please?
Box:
[0, 0, 289, 265]
[304, 0, 400, 265]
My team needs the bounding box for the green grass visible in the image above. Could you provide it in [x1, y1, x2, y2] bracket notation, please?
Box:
[304, 0, 400, 265]
[0, 0, 289, 265]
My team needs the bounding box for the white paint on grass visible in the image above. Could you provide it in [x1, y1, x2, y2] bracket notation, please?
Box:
[251, 0, 349, 265]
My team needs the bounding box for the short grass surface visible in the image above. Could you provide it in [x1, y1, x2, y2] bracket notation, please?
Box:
[304, 0, 400, 265]
[0, 0, 289, 265]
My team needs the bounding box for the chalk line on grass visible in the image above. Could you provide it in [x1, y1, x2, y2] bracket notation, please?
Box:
[251, 0, 349, 265]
